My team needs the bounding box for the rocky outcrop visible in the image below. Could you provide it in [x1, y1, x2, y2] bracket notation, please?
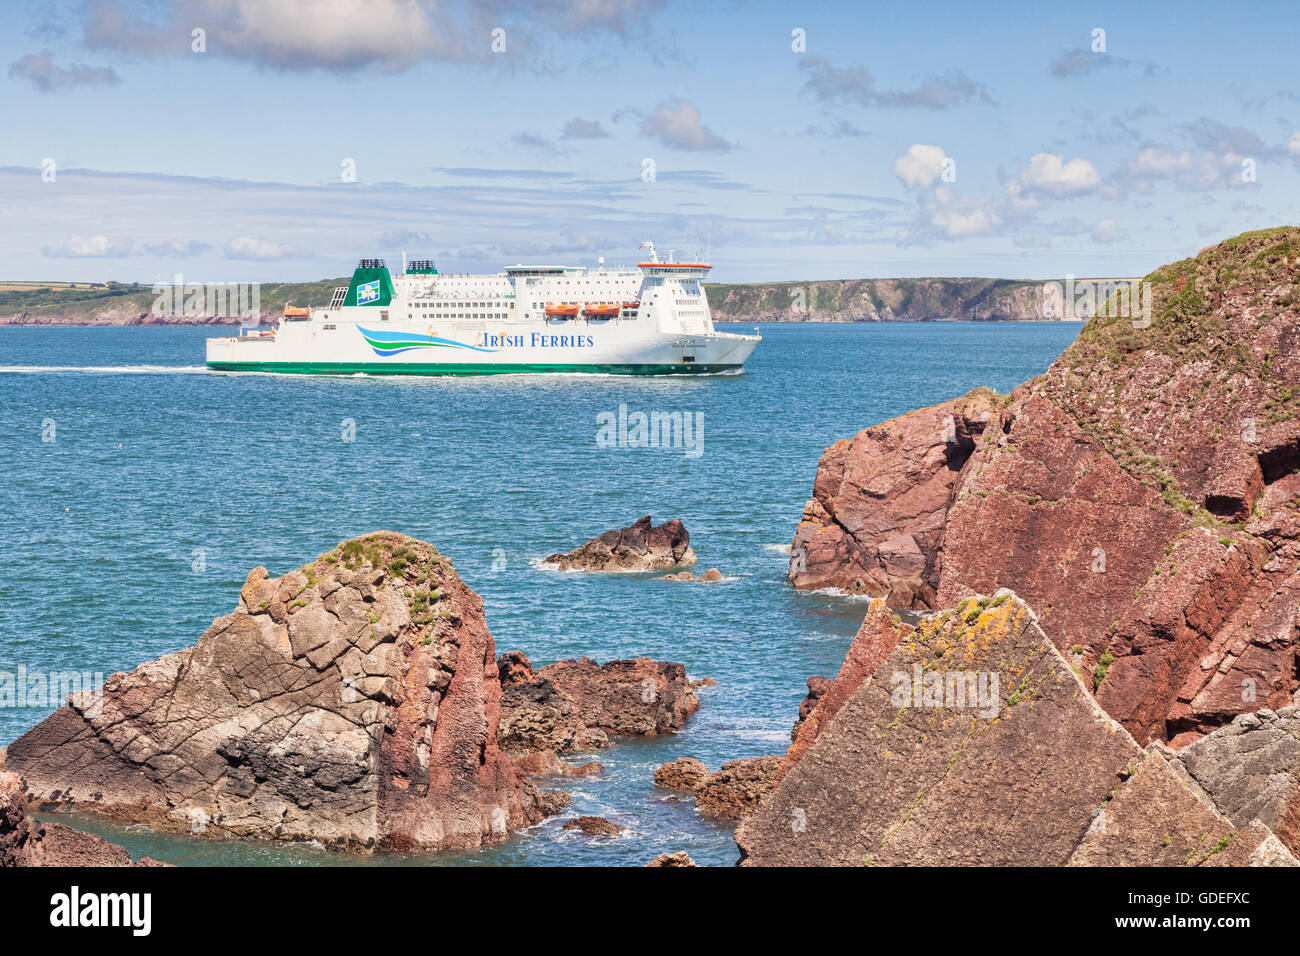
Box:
[509, 750, 604, 778]
[2, 533, 559, 852]
[706, 277, 1045, 323]
[646, 850, 697, 866]
[497, 670, 608, 756]
[1066, 751, 1295, 867]
[783, 604, 910, 773]
[735, 591, 1297, 866]
[562, 815, 623, 836]
[789, 389, 997, 607]
[654, 757, 709, 792]
[541, 657, 700, 737]
[790, 677, 832, 742]
[1173, 706, 1300, 855]
[695, 757, 781, 821]
[1, 771, 166, 866]
[544, 516, 697, 572]
[498, 653, 700, 760]
[789, 228, 1300, 745]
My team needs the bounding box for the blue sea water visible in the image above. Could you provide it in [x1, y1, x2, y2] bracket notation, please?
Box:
[0, 320, 1080, 866]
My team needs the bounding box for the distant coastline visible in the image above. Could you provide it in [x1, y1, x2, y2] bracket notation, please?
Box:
[0, 275, 1069, 326]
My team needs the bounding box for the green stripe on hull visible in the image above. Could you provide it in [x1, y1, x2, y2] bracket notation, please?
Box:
[206, 360, 742, 376]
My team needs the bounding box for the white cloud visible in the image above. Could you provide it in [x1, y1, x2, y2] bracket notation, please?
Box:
[800, 57, 992, 110]
[891, 144, 949, 189]
[86, 0, 467, 70]
[1091, 219, 1128, 244]
[224, 236, 302, 260]
[1134, 146, 1193, 175]
[143, 239, 212, 257]
[8, 49, 119, 92]
[1010, 153, 1102, 198]
[81, 0, 669, 71]
[41, 234, 133, 257]
[640, 98, 732, 151]
[899, 187, 1003, 245]
[1289, 131, 1300, 157]
[562, 117, 609, 139]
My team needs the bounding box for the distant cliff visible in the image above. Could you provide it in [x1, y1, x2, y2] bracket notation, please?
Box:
[705, 277, 1046, 322]
[0, 275, 1049, 325]
[0, 278, 343, 326]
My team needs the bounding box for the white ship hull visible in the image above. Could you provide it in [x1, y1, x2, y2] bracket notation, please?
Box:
[206, 248, 760, 376]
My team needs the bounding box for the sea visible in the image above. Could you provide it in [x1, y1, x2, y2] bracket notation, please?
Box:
[0, 320, 1081, 865]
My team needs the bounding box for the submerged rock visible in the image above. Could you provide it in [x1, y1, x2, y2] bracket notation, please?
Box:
[735, 592, 1297, 866]
[544, 515, 697, 572]
[660, 568, 724, 582]
[788, 228, 1300, 745]
[562, 815, 623, 836]
[2, 533, 561, 853]
[509, 750, 604, 778]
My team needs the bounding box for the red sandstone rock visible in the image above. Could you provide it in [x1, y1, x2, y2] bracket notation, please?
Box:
[736, 591, 1297, 866]
[789, 389, 996, 607]
[783, 602, 910, 773]
[538, 657, 701, 738]
[0, 770, 167, 866]
[789, 230, 1300, 744]
[653, 757, 709, 792]
[3, 534, 558, 852]
[695, 756, 781, 820]
[497, 649, 537, 685]
[497, 654, 699, 757]
[645, 851, 697, 867]
[509, 750, 604, 778]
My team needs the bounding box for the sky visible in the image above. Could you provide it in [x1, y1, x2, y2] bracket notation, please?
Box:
[3, 0, 1300, 283]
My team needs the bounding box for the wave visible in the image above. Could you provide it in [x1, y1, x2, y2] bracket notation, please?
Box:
[0, 364, 207, 374]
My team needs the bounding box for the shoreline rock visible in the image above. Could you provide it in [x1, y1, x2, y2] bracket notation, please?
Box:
[787, 229, 1300, 745]
[497, 652, 700, 758]
[735, 591, 1297, 867]
[653, 757, 709, 792]
[1, 771, 167, 867]
[544, 516, 697, 572]
[695, 757, 781, 821]
[3, 533, 560, 853]
[646, 850, 697, 866]
[562, 815, 623, 836]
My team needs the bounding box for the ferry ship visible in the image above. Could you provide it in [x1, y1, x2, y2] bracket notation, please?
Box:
[205, 242, 760, 375]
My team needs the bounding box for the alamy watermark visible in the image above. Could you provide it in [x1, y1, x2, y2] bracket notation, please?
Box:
[1041, 274, 1151, 328]
[0, 664, 104, 715]
[596, 403, 704, 458]
[890, 664, 1000, 719]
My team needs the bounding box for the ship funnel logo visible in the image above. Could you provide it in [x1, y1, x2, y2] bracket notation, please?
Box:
[356, 279, 381, 305]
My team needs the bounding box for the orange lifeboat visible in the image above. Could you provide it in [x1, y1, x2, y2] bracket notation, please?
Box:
[544, 302, 580, 317]
[584, 302, 620, 317]
[621, 301, 640, 310]
[282, 305, 310, 318]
